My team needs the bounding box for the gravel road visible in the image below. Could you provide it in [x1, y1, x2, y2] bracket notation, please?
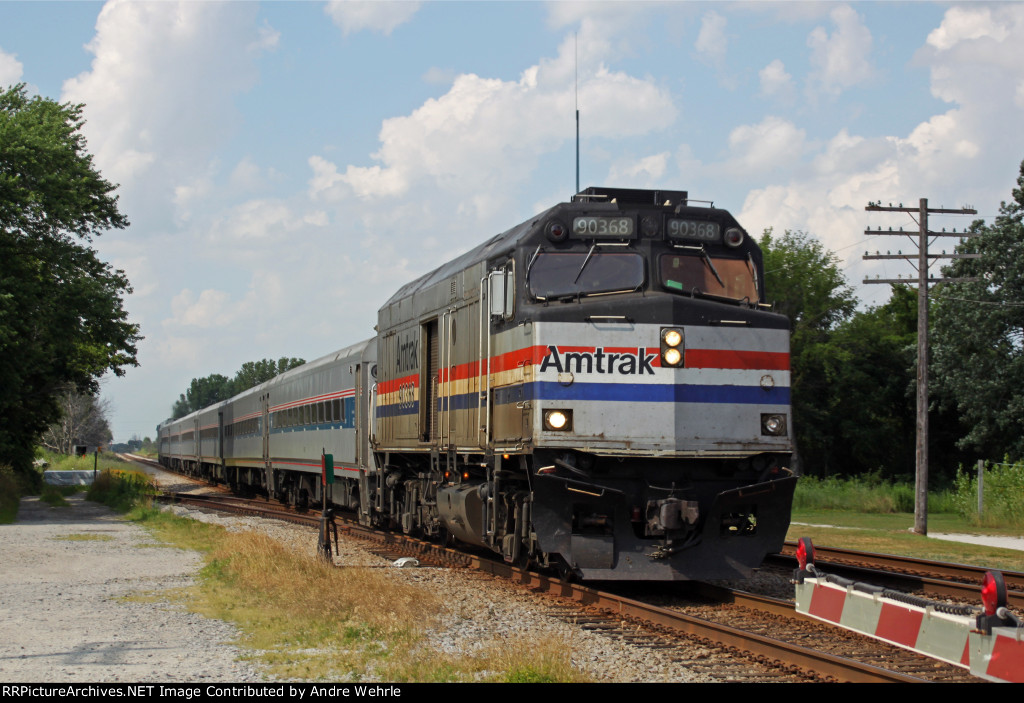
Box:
[0, 494, 264, 682]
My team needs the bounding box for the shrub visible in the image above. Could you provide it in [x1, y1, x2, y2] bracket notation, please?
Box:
[794, 473, 953, 514]
[86, 469, 156, 513]
[0, 465, 20, 523]
[952, 459, 1024, 528]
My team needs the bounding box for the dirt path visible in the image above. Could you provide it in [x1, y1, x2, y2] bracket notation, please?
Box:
[0, 495, 265, 682]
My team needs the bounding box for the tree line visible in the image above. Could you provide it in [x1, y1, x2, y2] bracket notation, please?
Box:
[170, 357, 306, 419]
[764, 159, 1024, 482]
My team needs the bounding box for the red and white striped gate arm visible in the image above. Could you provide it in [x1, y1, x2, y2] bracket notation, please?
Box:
[792, 538, 1024, 683]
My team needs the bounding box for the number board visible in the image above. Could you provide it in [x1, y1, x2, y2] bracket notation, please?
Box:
[667, 219, 721, 242]
[571, 216, 636, 239]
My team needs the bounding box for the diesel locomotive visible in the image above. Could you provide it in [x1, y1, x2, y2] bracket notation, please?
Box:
[159, 186, 796, 581]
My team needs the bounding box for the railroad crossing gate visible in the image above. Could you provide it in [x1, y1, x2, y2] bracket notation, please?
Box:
[792, 538, 1024, 683]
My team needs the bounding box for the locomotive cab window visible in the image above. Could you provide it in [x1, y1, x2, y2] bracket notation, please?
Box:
[529, 251, 644, 300]
[659, 253, 758, 302]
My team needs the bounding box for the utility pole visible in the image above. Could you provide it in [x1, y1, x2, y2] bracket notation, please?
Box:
[863, 198, 978, 535]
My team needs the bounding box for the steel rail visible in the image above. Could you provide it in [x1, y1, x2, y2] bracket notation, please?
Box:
[153, 483, 934, 682]
[467, 558, 927, 683]
[774, 543, 1024, 608]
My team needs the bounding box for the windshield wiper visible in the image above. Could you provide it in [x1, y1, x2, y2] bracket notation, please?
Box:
[700, 247, 725, 288]
[525, 244, 542, 285]
[746, 252, 759, 297]
[574, 243, 597, 284]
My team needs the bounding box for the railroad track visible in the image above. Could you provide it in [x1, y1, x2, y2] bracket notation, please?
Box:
[770, 542, 1024, 609]
[153, 484, 986, 682]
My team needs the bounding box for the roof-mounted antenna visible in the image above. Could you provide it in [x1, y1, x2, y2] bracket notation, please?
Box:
[575, 31, 580, 195]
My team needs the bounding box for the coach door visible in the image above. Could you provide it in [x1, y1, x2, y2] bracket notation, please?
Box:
[261, 393, 271, 486]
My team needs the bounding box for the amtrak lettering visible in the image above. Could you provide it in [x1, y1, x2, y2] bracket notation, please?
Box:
[539, 345, 656, 375]
[396, 336, 419, 373]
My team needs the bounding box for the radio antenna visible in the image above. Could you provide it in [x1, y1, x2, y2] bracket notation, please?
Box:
[575, 31, 580, 195]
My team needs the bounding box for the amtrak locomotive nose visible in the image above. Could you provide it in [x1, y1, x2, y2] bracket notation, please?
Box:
[160, 186, 796, 582]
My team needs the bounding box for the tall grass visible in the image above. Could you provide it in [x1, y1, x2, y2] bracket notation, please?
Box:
[87, 469, 157, 513]
[794, 473, 956, 514]
[38, 449, 129, 473]
[952, 459, 1024, 528]
[133, 508, 587, 682]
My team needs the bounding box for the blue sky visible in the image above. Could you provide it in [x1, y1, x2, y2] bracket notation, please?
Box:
[2, 1, 1023, 443]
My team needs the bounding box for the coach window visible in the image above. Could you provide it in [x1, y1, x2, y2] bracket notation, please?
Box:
[333, 399, 342, 424]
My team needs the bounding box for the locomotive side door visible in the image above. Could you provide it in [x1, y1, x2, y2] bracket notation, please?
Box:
[486, 261, 527, 445]
[419, 319, 440, 443]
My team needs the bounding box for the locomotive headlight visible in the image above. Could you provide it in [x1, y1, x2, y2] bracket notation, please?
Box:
[724, 227, 745, 248]
[661, 327, 684, 367]
[546, 219, 569, 243]
[761, 414, 787, 436]
[544, 409, 573, 431]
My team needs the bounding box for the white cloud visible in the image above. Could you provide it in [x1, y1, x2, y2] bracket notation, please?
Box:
[315, 45, 676, 216]
[759, 59, 794, 99]
[606, 152, 670, 185]
[719, 116, 807, 177]
[926, 6, 1010, 51]
[61, 1, 276, 192]
[168, 288, 231, 329]
[806, 4, 874, 98]
[0, 47, 23, 86]
[208, 199, 328, 243]
[324, 1, 421, 36]
[695, 11, 728, 68]
[907, 4, 1024, 194]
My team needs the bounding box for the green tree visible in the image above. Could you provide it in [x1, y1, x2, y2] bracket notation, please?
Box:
[0, 84, 139, 478]
[171, 374, 233, 419]
[232, 357, 305, 393]
[760, 229, 858, 475]
[169, 358, 306, 419]
[932, 159, 1024, 460]
[813, 285, 918, 477]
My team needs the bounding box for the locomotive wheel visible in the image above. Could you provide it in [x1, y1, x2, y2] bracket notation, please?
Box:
[436, 524, 454, 548]
[553, 556, 575, 583]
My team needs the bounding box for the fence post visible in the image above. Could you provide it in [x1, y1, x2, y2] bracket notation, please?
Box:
[977, 459, 984, 517]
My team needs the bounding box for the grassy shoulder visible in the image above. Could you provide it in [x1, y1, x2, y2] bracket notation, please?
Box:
[96, 477, 586, 682]
[789, 471, 1024, 573]
[1, 452, 148, 523]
